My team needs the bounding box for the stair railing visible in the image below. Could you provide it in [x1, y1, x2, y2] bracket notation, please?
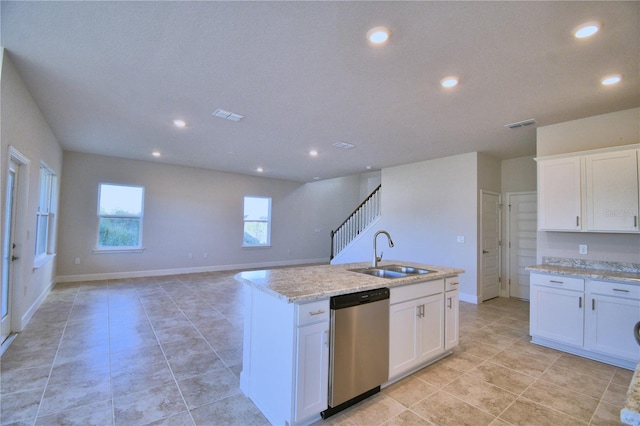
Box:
[330, 184, 381, 260]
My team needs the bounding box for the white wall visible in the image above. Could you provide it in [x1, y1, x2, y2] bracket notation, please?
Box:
[57, 151, 364, 280]
[536, 108, 640, 264]
[333, 152, 481, 303]
[1, 51, 64, 330]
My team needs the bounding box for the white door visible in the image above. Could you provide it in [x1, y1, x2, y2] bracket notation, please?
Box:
[507, 192, 537, 300]
[2, 160, 19, 343]
[481, 191, 501, 301]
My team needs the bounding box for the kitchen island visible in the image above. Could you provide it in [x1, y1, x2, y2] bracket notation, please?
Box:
[235, 261, 464, 426]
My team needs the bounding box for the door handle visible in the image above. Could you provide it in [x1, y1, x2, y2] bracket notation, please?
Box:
[482, 250, 489, 254]
[11, 255, 19, 261]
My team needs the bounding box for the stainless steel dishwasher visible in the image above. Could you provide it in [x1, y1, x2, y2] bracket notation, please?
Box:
[321, 287, 389, 419]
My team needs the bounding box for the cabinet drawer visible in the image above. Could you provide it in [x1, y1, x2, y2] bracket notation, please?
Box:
[530, 273, 584, 292]
[587, 280, 640, 299]
[445, 277, 459, 292]
[391, 279, 444, 304]
[296, 299, 330, 326]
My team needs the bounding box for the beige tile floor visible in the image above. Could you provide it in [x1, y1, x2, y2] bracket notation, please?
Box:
[0, 271, 633, 425]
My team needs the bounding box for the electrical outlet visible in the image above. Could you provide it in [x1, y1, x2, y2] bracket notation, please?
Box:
[203, 252, 208, 259]
[579, 244, 588, 255]
[188, 253, 193, 259]
[74, 257, 80, 265]
[457, 236, 465, 243]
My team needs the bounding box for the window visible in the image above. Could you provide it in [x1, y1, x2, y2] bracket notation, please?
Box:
[243, 196, 271, 247]
[35, 164, 56, 259]
[97, 183, 144, 250]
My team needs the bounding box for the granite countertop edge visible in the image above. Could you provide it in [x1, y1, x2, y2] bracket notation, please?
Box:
[235, 260, 465, 304]
[526, 264, 640, 285]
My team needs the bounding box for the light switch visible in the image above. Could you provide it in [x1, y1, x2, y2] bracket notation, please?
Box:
[457, 236, 465, 243]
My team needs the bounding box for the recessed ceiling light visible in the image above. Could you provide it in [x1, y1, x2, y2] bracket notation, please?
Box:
[152, 151, 161, 157]
[257, 167, 264, 173]
[173, 119, 186, 128]
[601, 75, 621, 85]
[313, 177, 320, 180]
[332, 141, 355, 149]
[309, 150, 318, 157]
[574, 22, 600, 39]
[367, 26, 391, 45]
[441, 77, 459, 88]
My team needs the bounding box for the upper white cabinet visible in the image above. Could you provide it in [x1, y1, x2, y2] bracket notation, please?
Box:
[585, 150, 639, 232]
[538, 156, 582, 231]
[537, 145, 640, 233]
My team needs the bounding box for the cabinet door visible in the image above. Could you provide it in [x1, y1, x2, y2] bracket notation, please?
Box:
[445, 291, 459, 350]
[538, 157, 582, 231]
[295, 321, 329, 423]
[389, 299, 420, 379]
[418, 293, 444, 362]
[585, 294, 640, 361]
[530, 284, 584, 347]
[585, 150, 639, 232]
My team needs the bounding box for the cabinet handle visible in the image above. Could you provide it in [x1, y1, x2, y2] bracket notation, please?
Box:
[576, 216, 580, 227]
[550, 280, 564, 284]
[579, 297, 582, 308]
[592, 298, 595, 310]
[308, 310, 326, 316]
[612, 288, 630, 293]
[447, 297, 452, 309]
[635, 215, 638, 228]
[324, 330, 328, 347]
[449, 281, 459, 286]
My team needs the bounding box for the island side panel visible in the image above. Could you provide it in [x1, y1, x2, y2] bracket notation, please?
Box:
[241, 285, 296, 425]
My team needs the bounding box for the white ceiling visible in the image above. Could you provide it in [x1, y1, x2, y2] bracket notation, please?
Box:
[2, 1, 639, 182]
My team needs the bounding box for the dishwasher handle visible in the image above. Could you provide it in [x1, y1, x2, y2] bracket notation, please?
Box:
[330, 288, 390, 310]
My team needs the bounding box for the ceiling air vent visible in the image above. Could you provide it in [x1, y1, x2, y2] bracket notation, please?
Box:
[505, 119, 536, 129]
[213, 108, 245, 122]
[332, 141, 356, 149]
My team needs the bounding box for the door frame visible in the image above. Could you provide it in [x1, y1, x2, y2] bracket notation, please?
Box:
[504, 191, 537, 299]
[2, 146, 31, 343]
[479, 190, 502, 302]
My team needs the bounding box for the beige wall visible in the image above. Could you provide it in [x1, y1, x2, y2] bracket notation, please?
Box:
[1, 51, 64, 330]
[57, 151, 364, 280]
[536, 108, 640, 264]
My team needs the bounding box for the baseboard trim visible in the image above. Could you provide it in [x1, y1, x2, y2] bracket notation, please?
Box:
[20, 279, 55, 330]
[56, 258, 329, 283]
[459, 293, 478, 304]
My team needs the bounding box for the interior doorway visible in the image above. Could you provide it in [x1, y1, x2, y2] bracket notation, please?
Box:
[2, 147, 30, 348]
[480, 190, 501, 302]
[506, 192, 537, 300]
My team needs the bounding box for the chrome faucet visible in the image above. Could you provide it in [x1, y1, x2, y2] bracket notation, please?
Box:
[373, 230, 394, 267]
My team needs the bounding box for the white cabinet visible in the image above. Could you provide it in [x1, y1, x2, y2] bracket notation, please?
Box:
[445, 277, 459, 350]
[389, 279, 445, 380]
[241, 288, 329, 426]
[530, 274, 584, 347]
[537, 156, 582, 231]
[295, 319, 329, 423]
[585, 150, 639, 232]
[537, 145, 640, 233]
[585, 280, 640, 362]
[530, 272, 640, 369]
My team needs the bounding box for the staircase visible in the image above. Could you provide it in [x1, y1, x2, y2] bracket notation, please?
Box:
[330, 184, 381, 260]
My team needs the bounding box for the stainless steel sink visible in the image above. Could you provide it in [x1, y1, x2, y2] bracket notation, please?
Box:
[379, 265, 434, 275]
[349, 265, 435, 279]
[350, 268, 407, 279]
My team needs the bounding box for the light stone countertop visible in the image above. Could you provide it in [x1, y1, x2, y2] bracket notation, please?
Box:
[526, 264, 640, 285]
[235, 261, 465, 304]
[622, 362, 640, 426]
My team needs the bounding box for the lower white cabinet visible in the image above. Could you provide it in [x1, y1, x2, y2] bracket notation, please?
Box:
[530, 272, 640, 369]
[295, 319, 329, 423]
[445, 277, 459, 350]
[585, 280, 640, 362]
[389, 279, 445, 380]
[530, 274, 584, 347]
